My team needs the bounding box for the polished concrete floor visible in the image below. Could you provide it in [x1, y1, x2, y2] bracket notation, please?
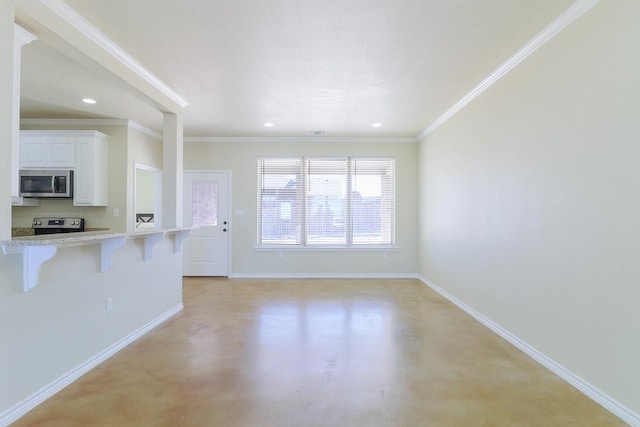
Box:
[15, 278, 623, 426]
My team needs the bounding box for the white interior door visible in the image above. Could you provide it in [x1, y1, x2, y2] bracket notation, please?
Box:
[183, 171, 230, 276]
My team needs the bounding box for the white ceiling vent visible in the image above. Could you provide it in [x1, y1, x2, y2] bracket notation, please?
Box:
[309, 130, 326, 136]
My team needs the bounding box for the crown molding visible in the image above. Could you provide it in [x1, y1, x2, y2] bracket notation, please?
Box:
[417, 0, 602, 141]
[21, 118, 129, 126]
[19, 120, 414, 143]
[14, 23, 37, 46]
[20, 118, 162, 140]
[39, 0, 188, 109]
[127, 120, 163, 140]
[184, 136, 418, 144]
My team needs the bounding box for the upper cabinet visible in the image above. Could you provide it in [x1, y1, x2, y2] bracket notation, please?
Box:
[19, 130, 110, 206]
[73, 132, 109, 206]
[20, 134, 75, 168]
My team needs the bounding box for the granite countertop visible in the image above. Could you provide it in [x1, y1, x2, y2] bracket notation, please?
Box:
[10, 227, 110, 238]
[2, 227, 192, 247]
[4, 230, 126, 246]
[11, 227, 35, 237]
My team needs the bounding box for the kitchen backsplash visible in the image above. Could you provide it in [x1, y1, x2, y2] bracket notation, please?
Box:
[12, 198, 123, 231]
[11, 227, 34, 237]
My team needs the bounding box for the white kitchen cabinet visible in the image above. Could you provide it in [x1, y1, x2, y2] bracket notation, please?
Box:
[73, 132, 109, 206]
[18, 130, 109, 206]
[20, 132, 75, 168]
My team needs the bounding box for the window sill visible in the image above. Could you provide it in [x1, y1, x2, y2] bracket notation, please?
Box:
[254, 245, 399, 252]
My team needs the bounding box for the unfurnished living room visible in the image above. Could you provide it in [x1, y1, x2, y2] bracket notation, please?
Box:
[1, 0, 638, 426]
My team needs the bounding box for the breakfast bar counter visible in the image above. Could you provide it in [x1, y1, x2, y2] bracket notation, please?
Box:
[1, 228, 192, 292]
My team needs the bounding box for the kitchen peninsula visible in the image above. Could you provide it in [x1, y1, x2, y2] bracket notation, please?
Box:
[3, 117, 186, 425]
[2, 227, 191, 292]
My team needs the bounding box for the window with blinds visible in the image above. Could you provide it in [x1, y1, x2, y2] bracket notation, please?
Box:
[258, 157, 395, 247]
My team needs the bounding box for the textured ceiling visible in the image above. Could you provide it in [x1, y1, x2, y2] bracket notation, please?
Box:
[20, 0, 575, 137]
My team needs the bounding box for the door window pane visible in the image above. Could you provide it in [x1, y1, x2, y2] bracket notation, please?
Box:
[192, 180, 218, 226]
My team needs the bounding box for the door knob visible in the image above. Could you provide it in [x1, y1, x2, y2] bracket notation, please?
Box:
[223, 228, 227, 232]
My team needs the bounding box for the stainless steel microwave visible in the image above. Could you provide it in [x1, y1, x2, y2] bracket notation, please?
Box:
[19, 169, 73, 198]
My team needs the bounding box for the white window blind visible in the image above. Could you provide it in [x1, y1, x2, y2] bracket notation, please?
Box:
[257, 158, 302, 245]
[258, 157, 395, 247]
[350, 158, 395, 245]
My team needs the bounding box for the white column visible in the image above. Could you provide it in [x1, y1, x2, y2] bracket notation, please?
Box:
[0, 2, 15, 240]
[12, 25, 37, 199]
[162, 112, 184, 228]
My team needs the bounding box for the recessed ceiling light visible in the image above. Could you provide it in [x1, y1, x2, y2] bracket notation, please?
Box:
[264, 122, 274, 128]
[82, 98, 97, 104]
[372, 122, 382, 128]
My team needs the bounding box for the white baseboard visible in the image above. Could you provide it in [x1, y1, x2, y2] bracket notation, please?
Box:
[0, 303, 184, 427]
[417, 275, 639, 427]
[229, 272, 419, 279]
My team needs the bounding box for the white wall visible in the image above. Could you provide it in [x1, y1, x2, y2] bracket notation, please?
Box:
[128, 127, 162, 168]
[0, 238, 183, 423]
[418, 0, 640, 418]
[184, 140, 418, 276]
[127, 126, 162, 232]
[0, 2, 14, 239]
[135, 170, 156, 213]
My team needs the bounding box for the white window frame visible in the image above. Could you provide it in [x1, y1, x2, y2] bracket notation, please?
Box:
[257, 156, 396, 250]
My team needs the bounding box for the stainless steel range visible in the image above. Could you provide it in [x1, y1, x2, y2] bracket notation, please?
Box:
[32, 217, 85, 235]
